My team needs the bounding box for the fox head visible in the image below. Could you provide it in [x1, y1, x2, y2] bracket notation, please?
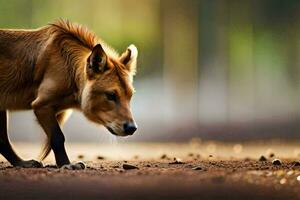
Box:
[81, 44, 138, 136]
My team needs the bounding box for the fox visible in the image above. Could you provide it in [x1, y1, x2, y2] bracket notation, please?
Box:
[0, 19, 138, 169]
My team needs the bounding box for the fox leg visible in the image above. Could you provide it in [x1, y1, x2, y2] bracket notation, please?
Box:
[39, 109, 73, 160]
[57, 109, 73, 127]
[0, 110, 42, 167]
[34, 107, 84, 169]
[34, 107, 69, 166]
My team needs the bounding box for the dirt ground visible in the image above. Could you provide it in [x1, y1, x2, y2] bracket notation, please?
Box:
[0, 141, 300, 200]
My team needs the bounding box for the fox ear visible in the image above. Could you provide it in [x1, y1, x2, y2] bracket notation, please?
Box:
[119, 44, 138, 75]
[87, 44, 107, 75]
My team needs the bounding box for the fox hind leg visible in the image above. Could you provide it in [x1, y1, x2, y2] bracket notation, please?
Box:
[0, 110, 42, 168]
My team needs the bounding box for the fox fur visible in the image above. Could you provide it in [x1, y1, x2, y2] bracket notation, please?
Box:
[0, 19, 138, 167]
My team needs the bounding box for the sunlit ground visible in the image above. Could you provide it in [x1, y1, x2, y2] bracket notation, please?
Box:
[1, 140, 300, 200]
[5, 140, 300, 162]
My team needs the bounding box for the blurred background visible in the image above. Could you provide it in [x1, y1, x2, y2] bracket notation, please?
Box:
[0, 0, 299, 143]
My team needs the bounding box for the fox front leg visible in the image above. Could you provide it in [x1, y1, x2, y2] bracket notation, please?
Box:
[34, 107, 85, 169]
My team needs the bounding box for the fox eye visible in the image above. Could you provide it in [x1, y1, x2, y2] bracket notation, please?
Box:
[105, 92, 117, 102]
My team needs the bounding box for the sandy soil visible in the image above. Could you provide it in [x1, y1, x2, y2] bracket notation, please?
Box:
[0, 141, 299, 200]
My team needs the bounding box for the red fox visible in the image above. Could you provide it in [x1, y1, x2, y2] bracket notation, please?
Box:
[0, 20, 138, 169]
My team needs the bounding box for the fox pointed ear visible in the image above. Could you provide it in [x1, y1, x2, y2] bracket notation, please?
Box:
[119, 44, 138, 75]
[87, 44, 107, 75]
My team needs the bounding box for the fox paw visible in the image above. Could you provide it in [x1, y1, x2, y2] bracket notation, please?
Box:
[61, 161, 86, 170]
[15, 160, 43, 168]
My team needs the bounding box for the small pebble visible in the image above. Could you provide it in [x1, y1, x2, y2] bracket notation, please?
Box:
[194, 154, 201, 159]
[279, 178, 287, 184]
[77, 154, 84, 159]
[287, 170, 294, 176]
[86, 166, 97, 170]
[188, 153, 194, 157]
[96, 156, 105, 160]
[122, 163, 139, 170]
[269, 153, 275, 158]
[169, 158, 185, 164]
[161, 154, 168, 159]
[272, 159, 282, 166]
[192, 166, 202, 170]
[259, 155, 267, 161]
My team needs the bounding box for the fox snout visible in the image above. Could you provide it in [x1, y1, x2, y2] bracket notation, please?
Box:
[106, 120, 137, 136]
[123, 121, 137, 135]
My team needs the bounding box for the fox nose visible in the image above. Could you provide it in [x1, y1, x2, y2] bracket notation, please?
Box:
[123, 122, 137, 135]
